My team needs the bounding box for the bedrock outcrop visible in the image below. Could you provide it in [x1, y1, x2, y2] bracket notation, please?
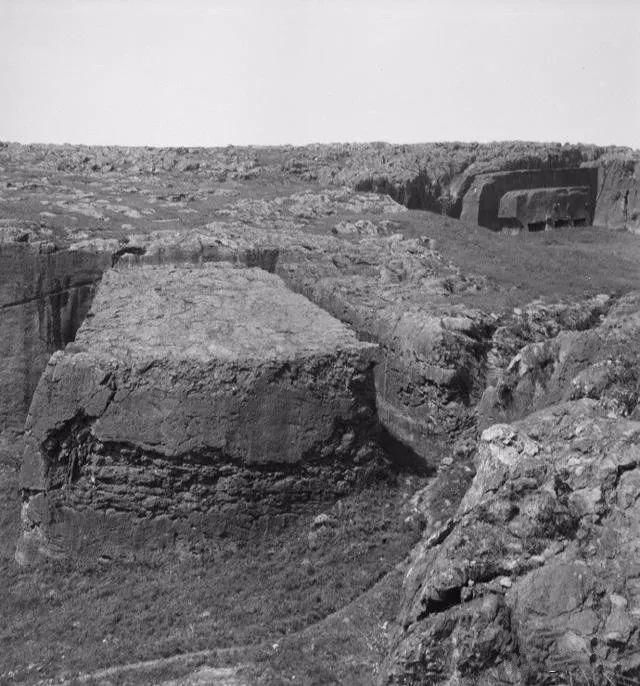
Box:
[383, 399, 640, 685]
[70, 222, 619, 465]
[588, 156, 640, 232]
[479, 292, 640, 428]
[16, 264, 382, 563]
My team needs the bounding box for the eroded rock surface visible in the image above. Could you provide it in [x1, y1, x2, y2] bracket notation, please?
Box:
[4, 140, 640, 680]
[479, 292, 640, 428]
[588, 156, 640, 232]
[384, 399, 640, 684]
[17, 264, 382, 562]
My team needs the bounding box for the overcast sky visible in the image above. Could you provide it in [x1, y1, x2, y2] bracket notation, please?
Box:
[1, 0, 639, 148]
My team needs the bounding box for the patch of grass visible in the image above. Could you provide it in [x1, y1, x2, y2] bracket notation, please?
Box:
[0, 471, 425, 683]
[396, 211, 640, 308]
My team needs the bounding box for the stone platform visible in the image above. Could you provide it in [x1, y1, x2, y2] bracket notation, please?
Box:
[16, 264, 380, 562]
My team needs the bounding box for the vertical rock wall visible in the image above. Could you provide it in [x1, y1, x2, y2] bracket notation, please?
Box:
[589, 158, 640, 231]
[0, 245, 108, 442]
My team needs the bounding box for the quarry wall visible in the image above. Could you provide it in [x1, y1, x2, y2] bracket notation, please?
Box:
[459, 167, 599, 230]
[0, 245, 109, 440]
[589, 158, 640, 231]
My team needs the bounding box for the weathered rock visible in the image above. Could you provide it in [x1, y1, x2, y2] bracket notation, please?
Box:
[383, 399, 640, 684]
[107, 222, 492, 463]
[479, 292, 640, 428]
[460, 168, 598, 231]
[586, 156, 640, 231]
[16, 264, 382, 563]
[497, 186, 591, 230]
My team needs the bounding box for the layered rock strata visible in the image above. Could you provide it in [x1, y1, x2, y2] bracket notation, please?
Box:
[16, 264, 381, 562]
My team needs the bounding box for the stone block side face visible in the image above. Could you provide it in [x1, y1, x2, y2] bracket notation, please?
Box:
[17, 344, 380, 563]
[372, 310, 493, 461]
[498, 186, 590, 228]
[276, 258, 498, 464]
[460, 168, 598, 230]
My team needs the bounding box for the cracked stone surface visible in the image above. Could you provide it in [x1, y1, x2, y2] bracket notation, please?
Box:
[383, 398, 640, 684]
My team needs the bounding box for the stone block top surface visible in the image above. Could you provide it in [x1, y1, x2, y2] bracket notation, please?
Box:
[74, 263, 374, 363]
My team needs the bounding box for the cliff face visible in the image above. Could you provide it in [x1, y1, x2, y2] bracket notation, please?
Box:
[0, 242, 108, 439]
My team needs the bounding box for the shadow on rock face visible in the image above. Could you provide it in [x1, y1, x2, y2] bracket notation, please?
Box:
[378, 425, 435, 477]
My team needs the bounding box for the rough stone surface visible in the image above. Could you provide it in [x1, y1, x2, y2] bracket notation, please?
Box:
[0, 240, 108, 436]
[588, 156, 640, 232]
[478, 292, 640, 429]
[95, 222, 492, 462]
[383, 399, 640, 685]
[460, 168, 598, 231]
[3, 141, 640, 681]
[16, 264, 381, 562]
[497, 185, 590, 230]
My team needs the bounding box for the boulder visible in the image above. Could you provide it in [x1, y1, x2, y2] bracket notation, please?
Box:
[16, 264, 381, 563]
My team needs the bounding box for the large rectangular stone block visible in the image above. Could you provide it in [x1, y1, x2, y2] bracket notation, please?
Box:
[17, 264, 379, 562]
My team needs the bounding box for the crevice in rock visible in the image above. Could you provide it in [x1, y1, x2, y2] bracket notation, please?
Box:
[110, 244, 146, 267]
[422, 586, 463, 615]
[0, 279, 99, 311]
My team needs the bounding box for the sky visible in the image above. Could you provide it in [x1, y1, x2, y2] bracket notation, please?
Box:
[1, 0, 639, 148]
